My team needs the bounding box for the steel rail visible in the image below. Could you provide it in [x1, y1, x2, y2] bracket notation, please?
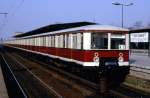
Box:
[3, 46, 147, 98]
[6, 52, 63, 98]
[109, 90, 132, 98]
[13, 52, 99, 89]
[130, 66, 150, 74]
[0, 53, 28, 98]
[14, 51, 143, 98]
[14, 52, 139, 98]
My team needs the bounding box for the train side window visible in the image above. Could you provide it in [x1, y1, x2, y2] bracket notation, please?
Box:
[59, 35, 63, 48]
[35, 37, 37, 46]
[37, 37, 39, 46]
[55, 35, 59, 48]
[26, 39, 28, 45]
[63, 35, 65, 48]
[42, 37, 44, 46]
[77, 33, 82, 49]
[25, 39, 27, 45]
[34, 38, 36, 46]
[33, 38, 35, 46]
[30, 38, 32, 45]
[43, 36, 46, 46]
[39, 37, 42, 46]
[39, 37, 41, 46]
[68, 34, 72, 48]
[65, 34, 69, 48]
[45, 36, 48, 47]
[29, 38, 30, 45]
[73, 34, 77, 49]
[57, 35, 60, 48]
[41, 37, 43, 46]
[51, 35, 55, 47]
[72, 33, 82, 49]
[49, 36, 51, 47]
[30, 38, 32, 46]
[91, 33, 108, 49]
[28, 39, 30, 45]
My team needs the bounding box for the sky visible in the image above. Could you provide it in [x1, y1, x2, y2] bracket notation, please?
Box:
[0, 0, 150, 39]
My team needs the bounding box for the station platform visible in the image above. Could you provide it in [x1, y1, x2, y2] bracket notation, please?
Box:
[124, 53, 150, 94]
[129, 53, 150, 79]
[0, 65, 9, 98]
[130, 53, 150, 69]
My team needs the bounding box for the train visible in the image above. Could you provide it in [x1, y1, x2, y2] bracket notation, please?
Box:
[4, 22, 130, 86]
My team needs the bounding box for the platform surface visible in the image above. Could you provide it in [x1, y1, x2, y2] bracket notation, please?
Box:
[0, 65, 9, 98]
[130, 53, 150, 69]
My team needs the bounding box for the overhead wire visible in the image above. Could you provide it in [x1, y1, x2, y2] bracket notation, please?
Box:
[11, 0, 24, 17]
[0, 0, 25, 34]
[0, 0, 16, 32]
[0, 14, 8, 32]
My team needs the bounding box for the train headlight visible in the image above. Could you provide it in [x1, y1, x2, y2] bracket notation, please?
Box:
[118, 53, 124, 62]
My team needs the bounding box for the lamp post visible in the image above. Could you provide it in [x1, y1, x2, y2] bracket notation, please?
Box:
[112, 2, 133, 28]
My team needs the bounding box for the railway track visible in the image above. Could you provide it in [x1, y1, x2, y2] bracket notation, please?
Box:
[130, 65, 150, 74]
[1, 47, 150, 98]
[3, 51, 94, 98]
[1, 52, 62, 98]
[17, 51, 150, 98]
[0, 53, 28, 98]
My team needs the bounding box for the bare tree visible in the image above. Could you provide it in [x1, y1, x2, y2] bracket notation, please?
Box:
[147, 22, 150, 27]
[133, 21, 143, 28]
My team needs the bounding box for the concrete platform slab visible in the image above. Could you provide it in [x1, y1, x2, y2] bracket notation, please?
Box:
[0, 65, 9, 98]
[130, 53, 150, 69]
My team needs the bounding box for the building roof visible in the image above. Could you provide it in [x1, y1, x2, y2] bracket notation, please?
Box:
[130, 27, 150, 33]
[14, 22, 96, 38]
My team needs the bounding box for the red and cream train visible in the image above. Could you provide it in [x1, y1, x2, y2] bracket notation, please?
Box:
[4, 22, 129, 69]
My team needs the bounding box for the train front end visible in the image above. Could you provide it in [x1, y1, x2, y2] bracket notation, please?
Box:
[81, 25, 130, 87]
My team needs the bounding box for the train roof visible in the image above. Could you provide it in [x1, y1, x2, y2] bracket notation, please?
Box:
[14, 22, 129, 38]
[74, 24, 129, 31]
[14, 22, 96, 38]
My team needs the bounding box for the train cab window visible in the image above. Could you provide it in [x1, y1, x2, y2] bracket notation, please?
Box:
[91, 33, 108, 49]
[111, 34, 125, 49]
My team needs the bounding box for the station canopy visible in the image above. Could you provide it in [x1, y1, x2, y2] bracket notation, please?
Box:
[130, 27, 150, 33]
[14, 22, 96, 38]
[130, 27, 150, 43]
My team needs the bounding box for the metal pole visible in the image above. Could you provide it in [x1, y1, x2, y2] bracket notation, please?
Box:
[121, 4, 124, 28]
[148, 32, 150, 57]
[112, 2, 133, 28]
